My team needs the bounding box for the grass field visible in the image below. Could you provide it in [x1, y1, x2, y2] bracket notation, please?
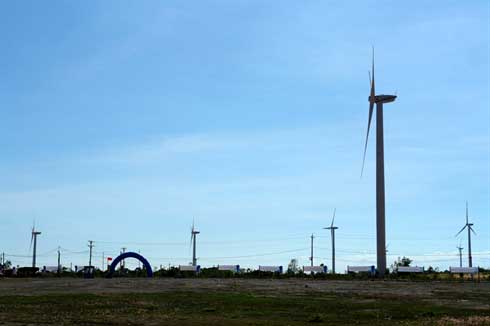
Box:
[0, 278, 489, 325]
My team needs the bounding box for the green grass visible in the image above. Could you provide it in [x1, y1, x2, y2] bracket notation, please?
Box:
[0, 290, 489, 325]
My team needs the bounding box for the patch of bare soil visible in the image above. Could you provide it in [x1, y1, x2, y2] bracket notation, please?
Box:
[436, 316, 490, 325]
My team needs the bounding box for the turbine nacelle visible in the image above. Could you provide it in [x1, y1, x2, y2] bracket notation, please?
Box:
[369, 95, 397, 104]
[29, 225, 41, 249]
[190, 219, 200, 237]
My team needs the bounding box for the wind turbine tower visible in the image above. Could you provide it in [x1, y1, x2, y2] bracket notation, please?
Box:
[190, 221, 200, 266]
[30, 225, 42, 268]
[361, 49, 397, 277]
[456, 201, 476, 267]
[323, 208, 338, 274]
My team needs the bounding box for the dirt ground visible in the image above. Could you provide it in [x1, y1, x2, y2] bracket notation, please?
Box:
[0, 278, 489, 325]
[1, 277, 489, 297]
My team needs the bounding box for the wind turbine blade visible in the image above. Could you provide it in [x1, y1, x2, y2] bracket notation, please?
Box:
[331, 208, 336, 227]
[30, 218, 36, 250]
[189, 221, 193, 250]
[465, 201, 469, 225]
[369, 47, 375, 103]
[455, 225, 466, 237]
[470, 226, 476, 236]
[371, 47, 375, 86]
[361, 48, 376, 178]
[361, 102, 374, 177]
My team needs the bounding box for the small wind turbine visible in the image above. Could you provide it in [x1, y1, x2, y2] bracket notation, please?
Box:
[30, 222, 42, 268]
[190, 220, 200, 266]
[323, 208, 338, 274]
[455, 201, 476, 267]
[361, 48, 397, 277]
[456, 240, 464, 268]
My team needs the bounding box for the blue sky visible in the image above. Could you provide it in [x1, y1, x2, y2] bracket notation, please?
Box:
[0, 1, 489, 271]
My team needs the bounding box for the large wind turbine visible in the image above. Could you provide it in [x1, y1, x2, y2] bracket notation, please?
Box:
[361, 49, 397, 277]
[190, 220, 200, 266]
[30, 223, 42, 268]
[323, 208, 338, 274]
[455, 202, 476, 267]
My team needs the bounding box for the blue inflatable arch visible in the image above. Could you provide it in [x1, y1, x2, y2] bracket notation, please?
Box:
[106, 251, 153, 278]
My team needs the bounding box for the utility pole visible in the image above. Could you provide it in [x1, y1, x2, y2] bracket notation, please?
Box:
[57, 246, 61, 274]
[309, 234, 314, 267]
[88, 240, 94, 267]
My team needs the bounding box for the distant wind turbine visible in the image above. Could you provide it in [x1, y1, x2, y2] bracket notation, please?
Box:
[456, 240, 464, 268]
[323, 208, 338, 274]
[190, 220, 200, 266]
[30, 222, 42, 268]
[455, 201, 476, 267]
